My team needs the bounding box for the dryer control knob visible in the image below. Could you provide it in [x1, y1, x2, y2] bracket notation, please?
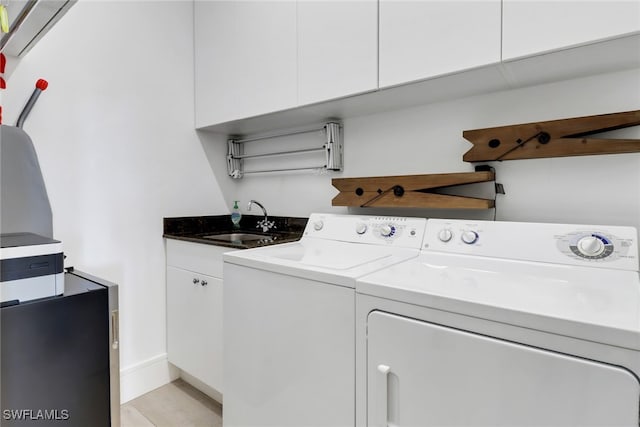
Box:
[380, 224, 395, 237]
[438, 228, 453, 242]
[356, 223, 368, 235]
[577, 235, 605, 256]
[313, 220, 324, 231]
[461, 230, 479, 244]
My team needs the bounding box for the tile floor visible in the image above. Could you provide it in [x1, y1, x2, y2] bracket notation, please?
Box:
[121, 379, 222, 427]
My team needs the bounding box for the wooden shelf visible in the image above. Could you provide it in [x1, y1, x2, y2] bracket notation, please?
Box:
[463, 110, 640, 162]
[332, 171, 495, 209]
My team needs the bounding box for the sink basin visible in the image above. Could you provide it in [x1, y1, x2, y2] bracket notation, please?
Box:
[202, 233, 275, 243]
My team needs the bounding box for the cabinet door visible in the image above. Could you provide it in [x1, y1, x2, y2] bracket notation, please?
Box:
[194, 1, 297, 128]
[167, 266, 223, 393]
[503, 0, 640, 60]
[367, 311, 640, 426]
[297, 0, 378, 105]
[379, 0, 501, 88]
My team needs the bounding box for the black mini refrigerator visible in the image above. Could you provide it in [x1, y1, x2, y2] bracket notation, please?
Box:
[1, 119, 120, 425]
[0, 269, 120, 426]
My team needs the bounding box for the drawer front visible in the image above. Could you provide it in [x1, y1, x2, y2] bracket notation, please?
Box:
[166, 239, 238, 278]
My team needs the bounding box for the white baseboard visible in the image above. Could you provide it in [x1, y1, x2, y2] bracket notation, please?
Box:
[120, 353, 180, 404]
[179, 370, 223, 404]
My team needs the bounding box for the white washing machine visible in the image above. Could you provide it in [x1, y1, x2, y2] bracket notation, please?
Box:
[355, 218, 640, 427]
[223, 213, 427, 427]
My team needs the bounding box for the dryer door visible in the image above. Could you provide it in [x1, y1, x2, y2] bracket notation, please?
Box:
[367, 311, 640, 427]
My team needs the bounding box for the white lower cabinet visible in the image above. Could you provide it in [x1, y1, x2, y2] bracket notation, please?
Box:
[167, 267, 222, 393]
[166, 239, 235, 396]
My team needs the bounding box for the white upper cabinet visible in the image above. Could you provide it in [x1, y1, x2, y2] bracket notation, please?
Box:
[194, 1, 639, 132]
[503, 0, 640, 60]
[297, 0, 378, 105]
[194, 1, 297, 128]
[378, 0, 502, 88]
[195, 0, 377, 128]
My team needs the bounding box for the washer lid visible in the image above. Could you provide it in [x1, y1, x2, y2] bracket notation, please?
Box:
[271, 240, 393, 269]
[357, 252, 640, 350]
[224, 239, 420, 288]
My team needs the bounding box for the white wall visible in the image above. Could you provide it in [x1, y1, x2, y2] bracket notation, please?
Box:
[4, 1, 227, 402]
[201, 68, 640, 231]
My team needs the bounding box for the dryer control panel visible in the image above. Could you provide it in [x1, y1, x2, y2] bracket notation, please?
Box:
[423, 218, 639, 271]
[555, 231, 634, 262]
[304, 214, 426, 249]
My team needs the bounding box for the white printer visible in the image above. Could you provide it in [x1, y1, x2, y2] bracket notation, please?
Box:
[0, 232, 64, 305]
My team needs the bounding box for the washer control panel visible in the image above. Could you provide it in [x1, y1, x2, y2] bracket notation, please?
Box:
[304, 214, 426, 249]
[424, 218, 639, 271]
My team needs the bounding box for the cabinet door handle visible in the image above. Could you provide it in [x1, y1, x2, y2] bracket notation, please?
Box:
[377, 364, 391, 427]
[193, 278, 200, 284]
[111, 310, 119, 350]
[201, 280, 208, 286]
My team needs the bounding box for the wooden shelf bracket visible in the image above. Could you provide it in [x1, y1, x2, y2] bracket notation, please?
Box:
[462, 110, 640, 162]
[332, 171, 498, 209]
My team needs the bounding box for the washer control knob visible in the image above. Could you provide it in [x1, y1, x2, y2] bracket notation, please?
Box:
[461, 230, 479, 244]
[380, 224, 395, 237]
[356, 223, 368, 235]
[577, 235, 605, 256]
[313, 220, 324, 231]
[438, 228, 453, 242]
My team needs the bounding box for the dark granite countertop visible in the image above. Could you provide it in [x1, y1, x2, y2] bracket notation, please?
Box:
[163, 214, 308, 249]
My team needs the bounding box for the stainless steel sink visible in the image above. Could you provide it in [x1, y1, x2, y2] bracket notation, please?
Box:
[202, 233, 275, 243]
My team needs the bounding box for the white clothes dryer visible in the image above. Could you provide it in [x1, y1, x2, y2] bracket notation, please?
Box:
[223, 213, 427, 427]
[356, 218, 640, 427]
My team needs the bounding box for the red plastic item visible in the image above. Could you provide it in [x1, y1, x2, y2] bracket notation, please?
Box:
[0, 77, 5, 89]
[16, 78, 49, 128]
[0, 53, 5, 73]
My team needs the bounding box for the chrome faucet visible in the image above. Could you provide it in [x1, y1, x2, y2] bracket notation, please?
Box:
[247, 200, 275, 232]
